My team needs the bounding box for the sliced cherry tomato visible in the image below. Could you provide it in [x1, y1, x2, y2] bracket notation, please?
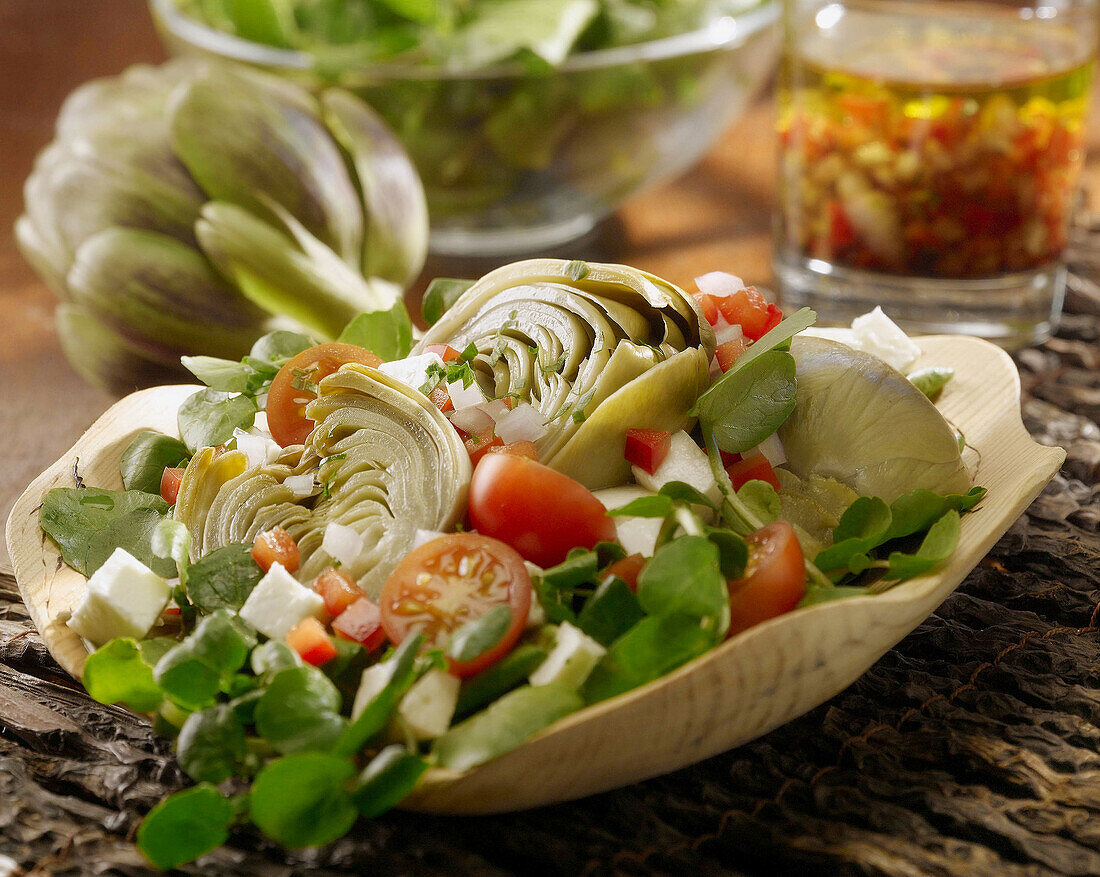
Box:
[624, 428, 671, 475]
[468, 453, 617, 568]
[380, 533, 531, 677]
[602, 553, 647, 592]
[266, 342, 383, 447]
[252, 526, 300, 574]
[725, 453, 780, 491]
[422, 343, 463, 363]
[693, 292, 720, 326]
[160, 467, 184, 505]
[286, 617, 337, 667]
[715, 337, 749, 372]
[727, 521, 807, 637]
[332, 596, 387, 652]
[488, 440, 539, 460]
[716, 286, 774, 341]
[314, 567, 363, 617]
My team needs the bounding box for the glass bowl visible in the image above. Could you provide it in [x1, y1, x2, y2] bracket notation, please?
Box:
[149, 0, 780, 256]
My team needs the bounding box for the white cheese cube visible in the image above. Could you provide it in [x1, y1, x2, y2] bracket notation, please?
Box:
[850, 306, 922, 372]
[238, 562, 323, 639]
[67, 548, 171, 646]
[594, 486, 662, 558]
[632, 430, 720, 506]
[321, 522, 363, 568]
[529, 622, 606, 690]
[232, 428, 282, 468]
[377, 352, 444, 394]
[397, 668, 460, 740]
[351, 661, 394, 720]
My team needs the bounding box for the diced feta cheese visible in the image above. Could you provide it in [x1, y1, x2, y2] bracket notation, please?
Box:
[66, 548, 172, 646]
[447, 378, 484, 409]
[238, 562, 323, 639]
[377, 352, 444, 394]
[632, 430, 720, 505]
[850, 307, 922, 372]
[351, 661, 393, 720]
[232, 428, 282, 468]
[494, 403, 547, 444]
[594, 486, 662, 558]
[321, 522, 363, 568]
[397, 668, 461, 740]
[695, 271, 744, 297]
[529, 622, 606, 689]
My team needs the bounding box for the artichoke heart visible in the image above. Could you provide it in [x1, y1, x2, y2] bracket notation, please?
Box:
[415, 259, 714, 489]
[780, 337, 971, 503]
[175, 365, 470, 597]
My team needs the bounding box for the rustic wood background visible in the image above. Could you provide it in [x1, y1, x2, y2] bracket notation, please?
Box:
[3, 2, 1100, 875]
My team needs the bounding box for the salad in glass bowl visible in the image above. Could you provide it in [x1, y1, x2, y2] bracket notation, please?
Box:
[149, 0, 780, 254]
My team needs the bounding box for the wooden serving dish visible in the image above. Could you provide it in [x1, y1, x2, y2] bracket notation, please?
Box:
[6, 336, 1063, 814]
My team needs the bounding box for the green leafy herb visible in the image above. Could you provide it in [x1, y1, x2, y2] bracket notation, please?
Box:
[564, 259, 589, 281]
[577, 577, 644, 647]
[177, 703, 247, 783]
[152, 518, 192, 586]
[422, 277, 474, 325]
[187, 543, 264, 613]
[154, 610, 256, 710]
[448, 605, 513, 663]
[253, 665, 346, 754]
[351, 745, 430, 817]
[636, 536, 728, 636]
[334, 633, 422, 756]
[337, 300, 414, 361]
[181, 356, 255, 393]
[248, 330, 314, 370]
[177, 387, 258, 453]
[82, 638, 164, 712]
[887, 510, 961, 581]
[250, 753, 358, 848]
[736, 479, 781, 525]
[455, 644, 549, 719]
[907, 366, 954, 401]
[119, 432, 191, 494]
[137, 783, 234, 870]
[696, 349, 798, 454]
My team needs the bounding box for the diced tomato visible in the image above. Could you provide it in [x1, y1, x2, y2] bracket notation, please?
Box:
[715, 337, 749, 372]
[602, 553, 647, 592]
[163, 606, 181, 617]
[422, 343, 463, 363]
[464, 432, 504, 465]
[488, 440, 539, 460]
[624, 428, 671, 475]
[160, 467, 184, 505]
[429, 384, 453, 413]
[314, 568, 363, 617]
[725, 453, 780, 491]
[762, 303, 783, 336]
[332, 597, 387, 652]
[716, 286, 774, 340]
[726, 521, 806, 636]
[286, 617, 338, 667]
[720, 449, 742, 467]
[252, 526, 300, 574]
[693, 292, 720, 326]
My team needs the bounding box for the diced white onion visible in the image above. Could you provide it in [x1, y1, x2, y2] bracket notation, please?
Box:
[695, 271, 744, 297]
[378, 352, 444, 392]
[494, 403, 547, 444]
[713, 318, 744, 347]
[412, 528, 446, 550]
[233, 428, 281, 468]
[448, 405, 494, 436]
[447, 378, 485, 410]
[747, 433, 786, 467]
[480, 398, 512, 423]
[321, 522, 363, 568]
[283, 474, 315, 498]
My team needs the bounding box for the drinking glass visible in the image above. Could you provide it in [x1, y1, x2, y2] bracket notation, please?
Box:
[775, 0, 1097, 346]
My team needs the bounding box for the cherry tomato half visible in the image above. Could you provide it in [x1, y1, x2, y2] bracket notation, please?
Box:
[380, 533, 531, 677]
[726, 521, 806, 637]
[468, 453, 617, 568]
[160, 467, 184, 506]
[266, 343, 382, 447]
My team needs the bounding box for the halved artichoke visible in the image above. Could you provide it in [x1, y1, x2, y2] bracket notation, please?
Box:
[780, 337, 971, 504]
[414, 259, 715, 489]
[174, 365, 470, 597]
[16, 59, 427, 395]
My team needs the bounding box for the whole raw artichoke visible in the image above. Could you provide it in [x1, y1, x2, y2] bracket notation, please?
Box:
[16, 58, 428, 395]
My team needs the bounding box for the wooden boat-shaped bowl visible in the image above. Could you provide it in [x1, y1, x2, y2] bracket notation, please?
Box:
[7, 336, 1063, 814]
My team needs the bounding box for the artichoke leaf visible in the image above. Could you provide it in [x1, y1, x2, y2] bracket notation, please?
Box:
[779, 337, 970, 502]
[174, 447, 250, 555]
[168, 65, 364, 265]
[321, 89, 428, 289]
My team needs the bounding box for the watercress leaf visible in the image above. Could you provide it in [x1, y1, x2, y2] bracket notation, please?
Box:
[229, 688, 266, 725]
[254, 665, 346, 754]
[334, 633, 422, 757]
[637, 536, 727, 627]
[177, 703, 246, 784]
[249, 330, 314, 369]
[186, 609, 256, 675]
[594, 541, 627, 567]
[119, 431, 190, 494]
[154, 610, 255, 709]
[797, 585, 872, 607]
[251, 639, 302, 677]
[814, 496, 893, 573]
[187, 543, 264, 613]
[577, 577, 644, 647]
[337, 300, 414, 361]
[533, 578, 577, 625]
[539, 549, 599, 591]
[152, 518, 191, 585]
[455, 644, 549, 719]
[448, 605, 513, 663]
[422, 277, 474, 326]
[180, 355, 254, 393]
[351, 744, 430, 817]
[885, 487, 985, 541]
[706, 529, 748, 579]
[907, 366, 954, 401]
[432, 683, 583, 771]
[83, 638, 163, 712]
[139, 636, 179, 667]
[886, 510, 961, 581]
[137, 783, 234, 870]
[658, 481, 717, 509]
[605, 494, 672, 519]
[737, 480, 781, 525]
[696, 350, 798, 454]
[177, 387, 258, 453]
[250, 753, 357, 848]
[582, 613, 715, 703]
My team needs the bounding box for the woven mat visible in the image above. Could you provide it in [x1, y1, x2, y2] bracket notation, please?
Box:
[2, 274, 1098, 877]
